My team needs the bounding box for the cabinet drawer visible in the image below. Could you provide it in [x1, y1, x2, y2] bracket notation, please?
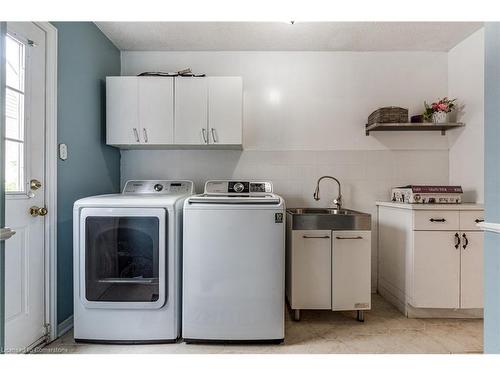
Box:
[413, 210, 459, 230]
[459, 211, 485, 231]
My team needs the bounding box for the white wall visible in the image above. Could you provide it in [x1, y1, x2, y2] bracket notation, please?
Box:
[120, 51, 455, 291]
[122, 51, 450, 151]
[448, 29, 485, 203]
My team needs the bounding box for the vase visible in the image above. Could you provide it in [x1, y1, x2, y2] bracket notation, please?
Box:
[432, 111, 448, 124]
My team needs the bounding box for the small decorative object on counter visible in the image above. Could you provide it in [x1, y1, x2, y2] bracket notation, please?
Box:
[410, 114, 424, 123]
[391, 185, 463, 204]
[367, 107, 408, 126]
[423, 97, 457, 123]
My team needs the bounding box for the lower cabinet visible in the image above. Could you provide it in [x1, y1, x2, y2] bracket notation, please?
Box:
[286, 229, 371, 317]
[332, 231, 371, 311]
[289, 230, 332, 309]
[377, 203, 484, 318]
[460, 232, 484, 308]
[412, 230, 483, 309]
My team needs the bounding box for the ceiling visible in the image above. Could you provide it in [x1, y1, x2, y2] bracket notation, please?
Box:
[95, 22, 483, 52]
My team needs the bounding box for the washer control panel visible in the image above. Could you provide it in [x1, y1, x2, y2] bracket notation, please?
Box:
[123, 180, 194, 195]
[205, 180, 273, 194]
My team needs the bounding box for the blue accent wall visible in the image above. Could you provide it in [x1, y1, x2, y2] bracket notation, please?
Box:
[52, 22, 121, 325]
[484, 22, 500, 353]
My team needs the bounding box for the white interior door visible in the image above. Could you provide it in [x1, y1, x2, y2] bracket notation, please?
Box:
[4, 22, 46, 352]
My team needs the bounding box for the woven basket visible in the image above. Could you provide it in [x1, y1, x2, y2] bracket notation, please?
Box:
[367, 107, 408, 126]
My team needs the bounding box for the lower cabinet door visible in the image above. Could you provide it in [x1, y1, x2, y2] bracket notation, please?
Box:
[332, 231, 371, 311]
[290, 230, 332, 309]
[413, 231, 460, 308]
[460, 231, 484, 309]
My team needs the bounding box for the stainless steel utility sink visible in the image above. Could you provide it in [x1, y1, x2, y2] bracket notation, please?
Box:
[286, 207, 371, 231]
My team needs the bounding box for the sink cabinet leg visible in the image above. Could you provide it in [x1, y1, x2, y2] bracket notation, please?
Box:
[293, 309, 301, 321]
[357, 310, 365, 322]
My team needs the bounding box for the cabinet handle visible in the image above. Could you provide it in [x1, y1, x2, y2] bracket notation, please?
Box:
[303, 235, 330, 239]
[211, 128, 218, 143]
[429, 218, 446, 222]
[475, 218, 484, 223]
[201, 128, 208, 143]
[462, 233, 469, 250]
[133, 128, 140, 143]
[336, 236, 363, 240]
[143, 128, 148, 143]
[454, 232, 461, 249]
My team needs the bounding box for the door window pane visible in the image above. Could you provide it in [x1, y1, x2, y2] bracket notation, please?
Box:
[5, 140, 24, 192]
[4, 34, 26, 193]
[85, 216, 162, 303]
[6, 34, 25, 91]
[5, 87, 24, 140]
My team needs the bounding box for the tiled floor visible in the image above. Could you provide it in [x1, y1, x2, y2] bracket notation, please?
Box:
[43, 294, 483, 354]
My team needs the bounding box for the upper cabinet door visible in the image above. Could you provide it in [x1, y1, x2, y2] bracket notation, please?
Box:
[208, 77, 242, 145]
[138, 77, 174, 144]
[174, 78, 208, 144]
[106, 77, 139, 145]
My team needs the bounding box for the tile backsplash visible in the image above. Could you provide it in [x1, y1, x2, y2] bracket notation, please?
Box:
[121, 149, 449, 291]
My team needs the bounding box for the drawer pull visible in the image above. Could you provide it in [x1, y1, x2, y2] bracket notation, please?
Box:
[429, 218, 446, 222]
[454, 232, 461, 249]
[475, 218, 485, 223]
[303, 235, 330, 239]
[336, 236, 363, 240]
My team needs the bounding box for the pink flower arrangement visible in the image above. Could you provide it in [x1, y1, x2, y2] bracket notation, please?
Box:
[423, 97, 457, 121]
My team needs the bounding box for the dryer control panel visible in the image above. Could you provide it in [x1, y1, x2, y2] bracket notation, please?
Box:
[204, 180, 273, 194]
[123, 180, 194, 195]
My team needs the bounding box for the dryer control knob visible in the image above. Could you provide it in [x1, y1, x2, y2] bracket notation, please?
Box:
[234, 182, 244, 193]
[154, 184, 163, 192]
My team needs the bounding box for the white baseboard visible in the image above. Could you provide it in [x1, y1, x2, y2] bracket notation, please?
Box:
[57, 315, 73, 338]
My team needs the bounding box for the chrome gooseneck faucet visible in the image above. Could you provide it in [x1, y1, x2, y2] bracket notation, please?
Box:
[313, 176, 342, 209]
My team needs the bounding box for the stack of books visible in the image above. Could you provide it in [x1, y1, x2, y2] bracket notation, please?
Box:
[391, 185, 463, 204]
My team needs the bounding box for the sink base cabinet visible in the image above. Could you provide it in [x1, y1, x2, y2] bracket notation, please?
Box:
[377, 203, 484, 318]
[332, 231, 371, 311]
[285, 227, 371, 320]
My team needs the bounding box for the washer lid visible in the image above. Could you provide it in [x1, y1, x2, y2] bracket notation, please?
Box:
[187, 193, 281, 205]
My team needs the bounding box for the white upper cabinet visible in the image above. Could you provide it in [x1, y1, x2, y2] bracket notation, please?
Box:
[106, 77, 139, 145]
[107, 76, 243, 148]
[174, 78, 209, 145]
[138, 77, 174, 144]
[208, 77, 242, 145]
[106, 77, 174, 146]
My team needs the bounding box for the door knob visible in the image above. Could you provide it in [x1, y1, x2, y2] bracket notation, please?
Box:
[30, 206, 48, 217]
[30, 179, 42, 190]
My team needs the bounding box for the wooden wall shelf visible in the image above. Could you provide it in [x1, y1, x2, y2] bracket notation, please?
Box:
[365, 122, 465, 136]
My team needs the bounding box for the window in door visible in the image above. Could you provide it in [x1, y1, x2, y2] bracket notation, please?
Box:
[4, 34, 26, 194]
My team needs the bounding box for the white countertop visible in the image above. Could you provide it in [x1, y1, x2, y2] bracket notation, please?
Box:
[376, 201, 484, 211]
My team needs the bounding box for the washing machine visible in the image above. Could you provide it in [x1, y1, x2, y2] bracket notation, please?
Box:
[182, 180, 285, 343]
[73, 180, 194, 343]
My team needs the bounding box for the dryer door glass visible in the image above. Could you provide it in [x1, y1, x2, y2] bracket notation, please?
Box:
[85, 216, 161, 302]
